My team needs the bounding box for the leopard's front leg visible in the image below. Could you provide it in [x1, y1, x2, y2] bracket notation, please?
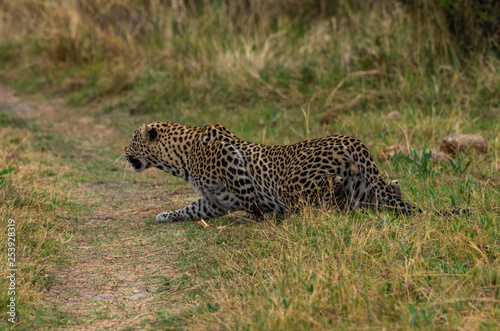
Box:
[156, 198, 229, 222]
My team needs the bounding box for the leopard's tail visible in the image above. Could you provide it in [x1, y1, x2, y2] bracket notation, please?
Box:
[434, 208, 473, 216]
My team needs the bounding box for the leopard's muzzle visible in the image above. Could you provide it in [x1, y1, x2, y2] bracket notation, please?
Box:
[126, 156, 144, 172]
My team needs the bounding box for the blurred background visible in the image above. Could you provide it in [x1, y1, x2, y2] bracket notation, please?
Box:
[0, 0, 498, 144]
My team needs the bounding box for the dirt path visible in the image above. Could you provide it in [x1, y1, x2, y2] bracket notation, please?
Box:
[45, 182, 192, 329]
[1, 85, 196, 329]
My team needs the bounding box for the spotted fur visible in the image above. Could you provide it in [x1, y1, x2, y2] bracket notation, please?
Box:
[124, 122, 465, 222]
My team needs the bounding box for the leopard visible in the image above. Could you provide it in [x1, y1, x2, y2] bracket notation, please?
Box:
[124, 121, 467, 222]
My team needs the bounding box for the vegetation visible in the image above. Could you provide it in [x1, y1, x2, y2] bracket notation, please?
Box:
[0, 0, 498, 329]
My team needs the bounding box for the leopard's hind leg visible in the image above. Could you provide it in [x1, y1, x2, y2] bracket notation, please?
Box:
[388, 180, 401, 198]
[320, 175, 346, 210]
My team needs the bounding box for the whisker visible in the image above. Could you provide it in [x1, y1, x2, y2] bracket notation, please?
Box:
[112, 155, 127, 165]
[120, 158, 130, 185]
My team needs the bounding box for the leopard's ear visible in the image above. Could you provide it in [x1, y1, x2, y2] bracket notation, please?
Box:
[141, 123, 157, 143]
[141, 123, 149, 142]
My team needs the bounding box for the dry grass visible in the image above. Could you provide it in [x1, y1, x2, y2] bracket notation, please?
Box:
[0, 89, 71, 322]
[1, 0, 498, 111]
[187, 205, 499, 329]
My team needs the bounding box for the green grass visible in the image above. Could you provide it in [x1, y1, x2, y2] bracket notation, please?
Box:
[0, 0, 499, 329]
[169, 203, 499, 329]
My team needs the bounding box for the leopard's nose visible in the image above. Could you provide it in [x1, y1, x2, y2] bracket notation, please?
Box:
[126, 156, 143, 169]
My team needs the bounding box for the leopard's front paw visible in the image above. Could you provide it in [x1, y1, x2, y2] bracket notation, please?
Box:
[156, 212, 175, 223]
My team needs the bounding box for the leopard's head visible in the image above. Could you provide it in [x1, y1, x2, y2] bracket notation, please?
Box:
[124, 122, 160, 173]
[124, 122, 196, 179]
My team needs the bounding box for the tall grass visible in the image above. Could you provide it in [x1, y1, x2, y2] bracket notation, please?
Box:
[1, 0, 498, 114]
